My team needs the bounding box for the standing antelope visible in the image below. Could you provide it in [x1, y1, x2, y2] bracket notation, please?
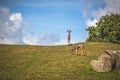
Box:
[70, 43, 85, 56]
[67, 29, 71, 45]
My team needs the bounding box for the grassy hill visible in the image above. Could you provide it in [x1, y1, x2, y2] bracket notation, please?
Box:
[0, 42, 120, 80]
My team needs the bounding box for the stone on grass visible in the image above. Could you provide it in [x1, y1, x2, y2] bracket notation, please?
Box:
[90, 54, 112, 72]
[90, 50, 120, 72]
[105, 50, 120, 69]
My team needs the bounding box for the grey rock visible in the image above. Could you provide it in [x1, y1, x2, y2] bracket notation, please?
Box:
[91, 50, 120, 72]
[105, 50, 120, 69]
[90, 54, 112, 72]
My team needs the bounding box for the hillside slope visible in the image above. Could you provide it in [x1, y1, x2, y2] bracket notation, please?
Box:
[0, 42, 120, 80]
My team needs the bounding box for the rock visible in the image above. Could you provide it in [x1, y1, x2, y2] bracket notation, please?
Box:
[105, 50, 120, 69]
[91, 50, 120, 72]
[90, 54, 112, 72]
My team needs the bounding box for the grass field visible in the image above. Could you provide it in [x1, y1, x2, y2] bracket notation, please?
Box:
[0, 42, 120, 80]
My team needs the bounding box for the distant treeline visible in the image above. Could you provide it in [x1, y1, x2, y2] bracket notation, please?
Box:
[86, 13, 120, 44]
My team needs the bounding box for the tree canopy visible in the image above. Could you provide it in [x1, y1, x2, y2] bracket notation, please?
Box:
[86, 13, 120, 43]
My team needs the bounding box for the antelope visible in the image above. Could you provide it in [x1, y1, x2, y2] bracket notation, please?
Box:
[67, 29, 71, 45]
[70, 43, 85, 56]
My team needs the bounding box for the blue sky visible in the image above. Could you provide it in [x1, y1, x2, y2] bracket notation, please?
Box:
[0, 0, 120, 45]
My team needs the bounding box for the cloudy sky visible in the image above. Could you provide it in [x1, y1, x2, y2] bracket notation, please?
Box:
[0, 0, 120, 45]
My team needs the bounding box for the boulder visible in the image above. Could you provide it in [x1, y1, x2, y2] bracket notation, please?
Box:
[90, 50, 120, 72]
[105, 50, 120, 69]
[90, 54, 112, 72]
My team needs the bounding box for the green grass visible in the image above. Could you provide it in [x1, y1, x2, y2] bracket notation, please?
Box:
[0, 42, 120, 80]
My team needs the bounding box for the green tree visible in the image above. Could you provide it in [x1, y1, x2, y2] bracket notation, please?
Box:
[86, 26, 97, 41]
[86, 13, 120, 43]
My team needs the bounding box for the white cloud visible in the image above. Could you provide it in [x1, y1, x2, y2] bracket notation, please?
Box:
[54, 39, 67, 45]
[92, 8, 108, 20]
[23, 33, 60, 45]
[0, 7, 61, 45]
[10, 13, 22, 24]
[93, 0, 120, 19]
[86, 19, 98, 27]
[23, 36, 38, 45]
[104, 0, 120, 9]
[86, 0, 120, 27]
[0, 7, 24, 44]
[9, 13, 23, 32]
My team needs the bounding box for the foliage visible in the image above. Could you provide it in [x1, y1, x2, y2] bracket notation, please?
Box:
[86, 13, 120, 43]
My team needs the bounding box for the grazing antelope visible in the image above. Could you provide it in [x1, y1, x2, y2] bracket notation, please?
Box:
[70, 43, 85, 56]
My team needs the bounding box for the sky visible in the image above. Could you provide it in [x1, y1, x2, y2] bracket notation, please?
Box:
[0, 0, 120, 45]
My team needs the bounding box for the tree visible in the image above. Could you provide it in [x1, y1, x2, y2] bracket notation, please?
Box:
[86, 26, 97, 41]
[86, 13, 120, 43]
